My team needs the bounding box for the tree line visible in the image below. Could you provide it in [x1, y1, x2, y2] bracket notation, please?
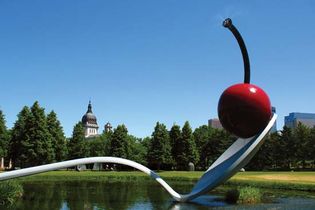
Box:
[0, 101, 314, 171]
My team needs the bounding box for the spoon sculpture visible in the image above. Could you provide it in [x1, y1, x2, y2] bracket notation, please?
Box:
[0, 18, 276, 202]
[0, 114, 276, 202]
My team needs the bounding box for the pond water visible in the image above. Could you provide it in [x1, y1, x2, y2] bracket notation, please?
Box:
[5, 181, 315, 210]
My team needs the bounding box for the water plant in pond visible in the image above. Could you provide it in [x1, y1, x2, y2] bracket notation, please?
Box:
[225, 186, 262, 204]
[0, 181, 23, 206]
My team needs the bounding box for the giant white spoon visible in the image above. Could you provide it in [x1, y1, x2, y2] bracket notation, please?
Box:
[0, 114, 276, 202]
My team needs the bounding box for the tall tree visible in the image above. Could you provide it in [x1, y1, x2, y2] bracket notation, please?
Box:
[88, 137, 106, 157]
[9, 106, 31, 168]
[100, 129, 113, 156]
[0, 110, 10, 158]
[47, 111, 67, 161]
[147, 122, 172, 170]
[308, 127, 315, 167]
[176, 121, 199, 170]
[193, 125, 212, 170]
[25, 101, 54, 166]
[128, 135, 147, 165]
[108, 125, 130, 158]
[169, 124, 181, 168]
[68, 122, 86, 159]
[293, 123, 310, 168]
[247, 134, 274, 170]
[281, 126, 295, 169]
[268, 132, 284, 169]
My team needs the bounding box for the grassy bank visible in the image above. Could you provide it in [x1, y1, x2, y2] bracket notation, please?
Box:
[10, 170, 315, 191]
[228, 171, 315, 191]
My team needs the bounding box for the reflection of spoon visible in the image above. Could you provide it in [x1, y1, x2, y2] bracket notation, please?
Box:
[0, 114, 276, 202]
[169, 195, 226, 210]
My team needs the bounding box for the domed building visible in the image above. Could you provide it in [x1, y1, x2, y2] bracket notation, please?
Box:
[82, 101, 99, 138]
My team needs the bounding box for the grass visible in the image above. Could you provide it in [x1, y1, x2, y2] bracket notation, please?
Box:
[227, 171, 315, 191]
[7, 170, 315, 191]
[14, 170, 204, 184]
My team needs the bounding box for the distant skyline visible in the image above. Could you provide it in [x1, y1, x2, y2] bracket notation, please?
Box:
[1, 1, 315, 137]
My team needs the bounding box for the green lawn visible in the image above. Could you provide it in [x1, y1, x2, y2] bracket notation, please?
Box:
[11, 170, 315, 191]
[228, 171, 315, 191]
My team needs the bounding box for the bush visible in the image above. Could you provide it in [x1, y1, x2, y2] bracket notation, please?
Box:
[0, 181, 23, 206]
[238, 186, 262, 204]
[225, 186, 262, 204]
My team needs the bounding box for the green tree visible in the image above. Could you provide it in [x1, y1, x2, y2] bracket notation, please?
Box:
[68, 122, 86, 159]
[47, 111, 67, 161]
[88, 137, 106, 157]
[128, 135, 147, 165]
[308, 127, 315, 168]
[169, 124, 181, 168]
[0, 110, 10, 159]
[108, 125, 130, 158]
[247, 133, 274, 170]
[26, 101, 54, 166]
[175, 121, 199, 170]
[193, 125, 212, 170]
[293, 123, 310, 168]
[147, 122, 172, 170]
[9, 106, 31, 168]
[281, 126, 295, 169]
[268, 132, 285, 169]
[100, 130, 113, 156]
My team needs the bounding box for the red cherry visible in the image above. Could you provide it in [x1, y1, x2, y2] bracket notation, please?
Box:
[218, 18, 272, 138]
[218, 83, 272, 138]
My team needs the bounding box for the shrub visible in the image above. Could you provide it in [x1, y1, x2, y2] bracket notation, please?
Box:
[238, 186, 262, 204]
[0, 181, 23, 206]
[225, 186, 262, 204]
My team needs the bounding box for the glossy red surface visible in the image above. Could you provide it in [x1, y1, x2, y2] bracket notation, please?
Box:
[218, 83, 272, 138]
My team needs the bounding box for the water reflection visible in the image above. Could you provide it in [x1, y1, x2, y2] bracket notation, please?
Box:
[5, 181, 315, 210]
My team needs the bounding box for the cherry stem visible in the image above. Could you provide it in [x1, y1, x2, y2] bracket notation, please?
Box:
[223, 18, 250, 84]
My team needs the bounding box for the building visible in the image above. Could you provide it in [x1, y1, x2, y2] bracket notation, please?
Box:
[270, 106, 277, 133]
[284, 112, 315, 129]
[104, 122, 113, 133]
[81, 101, 99, 138]
[208, 118, 223, 129]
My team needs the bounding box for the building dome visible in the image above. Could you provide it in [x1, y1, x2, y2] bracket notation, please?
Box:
[82, 101, 98, 125]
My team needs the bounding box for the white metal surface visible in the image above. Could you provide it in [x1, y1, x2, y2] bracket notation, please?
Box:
[0, 114, 277, 202]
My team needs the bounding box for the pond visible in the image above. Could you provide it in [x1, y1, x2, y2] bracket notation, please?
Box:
[5, 181, 315, 210]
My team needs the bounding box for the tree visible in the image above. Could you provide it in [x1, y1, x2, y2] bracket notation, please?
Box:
[281, 126, 295, 169]
[128, 135, 147, 165]
[9, 106, 31, 168]
[108, 125, 130, 158]
[0, 110, 10, 159]
[175, 121, 199, 170]
[88, 137, 106, 157]
[68, 122, 86, 159]
[293, 123, 310, 168]
[147, 122, 172, 170]
[193, 125, 212, 170]
[169, 124, 181, 168]
[308, 127, 315, 168]
[247, 133, 274, 170]
[47, 111, 67, 161]
[25, 101, 55, 166]
[99, 130, 113, 156]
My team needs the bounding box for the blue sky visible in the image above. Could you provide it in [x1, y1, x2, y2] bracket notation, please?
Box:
[1, 1, 315, 138]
